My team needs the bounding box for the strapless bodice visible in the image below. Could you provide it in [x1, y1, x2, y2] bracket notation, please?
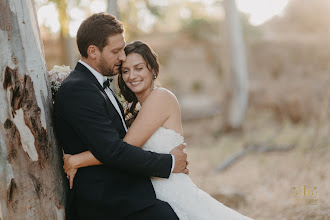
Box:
[142, 127, 184, 153]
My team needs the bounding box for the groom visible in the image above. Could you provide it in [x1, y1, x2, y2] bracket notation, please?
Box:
[54, 13, 187, 220]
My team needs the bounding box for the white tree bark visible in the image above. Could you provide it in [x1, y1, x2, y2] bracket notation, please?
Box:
[0, 0, 65, 219]
[223, 0, 249, 130]
[107, 0, 119, 19]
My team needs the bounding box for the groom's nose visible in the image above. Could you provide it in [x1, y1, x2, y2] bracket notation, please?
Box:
[119, 50, 126, 61]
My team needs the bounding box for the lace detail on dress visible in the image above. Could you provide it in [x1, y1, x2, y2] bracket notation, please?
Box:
[143, 127, 184, 153]
[142, 127, 253, 220]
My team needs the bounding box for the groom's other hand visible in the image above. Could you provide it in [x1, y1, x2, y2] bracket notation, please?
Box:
[170, 143, 189, 174]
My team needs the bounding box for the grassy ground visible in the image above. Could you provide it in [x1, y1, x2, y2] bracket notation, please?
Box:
[183, 110, 330, 220]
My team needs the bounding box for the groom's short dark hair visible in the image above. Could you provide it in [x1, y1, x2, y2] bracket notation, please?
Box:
[77, 12, 124, 58]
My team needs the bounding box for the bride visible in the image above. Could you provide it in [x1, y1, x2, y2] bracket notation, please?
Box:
[63, 40, 253, 220]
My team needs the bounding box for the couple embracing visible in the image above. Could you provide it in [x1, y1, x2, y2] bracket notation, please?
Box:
[54, 12, 252, 220]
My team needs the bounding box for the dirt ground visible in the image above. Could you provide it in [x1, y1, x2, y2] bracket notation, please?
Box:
[182, 112, 330, 220]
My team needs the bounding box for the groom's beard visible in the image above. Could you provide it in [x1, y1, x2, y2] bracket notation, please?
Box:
[99, 56, 117, 76]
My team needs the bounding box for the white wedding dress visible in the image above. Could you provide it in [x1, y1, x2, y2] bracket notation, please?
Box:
[142, 127, 253, 220]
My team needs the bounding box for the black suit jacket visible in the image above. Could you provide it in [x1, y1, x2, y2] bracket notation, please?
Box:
[54, 63, 172, 220]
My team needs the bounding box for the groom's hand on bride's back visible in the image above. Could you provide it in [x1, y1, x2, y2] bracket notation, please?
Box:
[170, 143, 189, 174]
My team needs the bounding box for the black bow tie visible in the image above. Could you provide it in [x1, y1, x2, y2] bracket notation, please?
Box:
[103, 78, 113, 89]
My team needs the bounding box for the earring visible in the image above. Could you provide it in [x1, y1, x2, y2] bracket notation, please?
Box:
[153, 73, 157, 79]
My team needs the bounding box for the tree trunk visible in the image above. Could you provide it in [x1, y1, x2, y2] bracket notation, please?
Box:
[57, 0, 73, 67]
[0, 0, 66, 219]
[107, 0, 120, 19]
[107, 0, 121, 94]
[223, 0, 249, 131]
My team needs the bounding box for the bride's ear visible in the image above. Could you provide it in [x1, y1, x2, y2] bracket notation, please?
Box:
[87, 45, 98, 59]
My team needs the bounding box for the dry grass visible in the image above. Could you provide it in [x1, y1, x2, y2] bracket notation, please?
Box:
[183, 111, 330, 220]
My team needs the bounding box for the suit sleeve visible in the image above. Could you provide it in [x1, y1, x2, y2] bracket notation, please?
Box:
[57, 82, 172, 178]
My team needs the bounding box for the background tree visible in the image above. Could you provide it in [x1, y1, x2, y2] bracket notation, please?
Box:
[223, 0, 248, 131]
[107, 0, 119, 19]
[0, 0, 65, 218]
[51, 0, 77, 67]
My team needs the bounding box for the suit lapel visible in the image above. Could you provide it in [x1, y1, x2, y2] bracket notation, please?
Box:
[74, 63, 126, 129]
[75, 63, 104, 91]
[109, 88, 125, 117]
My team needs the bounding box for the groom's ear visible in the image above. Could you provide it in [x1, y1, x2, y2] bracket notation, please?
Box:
[87, 45, 98, 60]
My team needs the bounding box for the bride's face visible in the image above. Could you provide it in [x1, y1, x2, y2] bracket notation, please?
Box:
[121, 53, 154, 95]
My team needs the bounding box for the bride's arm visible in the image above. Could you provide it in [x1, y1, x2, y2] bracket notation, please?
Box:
[124, 88, 176, 147]
[63, 151, 102, 189]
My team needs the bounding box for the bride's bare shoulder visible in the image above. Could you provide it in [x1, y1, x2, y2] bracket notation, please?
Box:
[147, 87, 179, 105]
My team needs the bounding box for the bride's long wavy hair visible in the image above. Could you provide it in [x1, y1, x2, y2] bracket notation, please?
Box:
[118, 40, 160, 127]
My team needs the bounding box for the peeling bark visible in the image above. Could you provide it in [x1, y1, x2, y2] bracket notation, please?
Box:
[0, 0, 65, 219]
[2, 107, 63, 219]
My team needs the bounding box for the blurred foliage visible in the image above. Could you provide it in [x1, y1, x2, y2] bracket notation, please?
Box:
[259, 0, 330, 36]
[49, 0, 70, 35]
[120, 0, 140, 41]
[282, 0, 330, 32]
[179, 0, 221, 40]
[35, 0, 262, 42]
[239, 13, 263, 40]
[191, 81, 203, 92]
[36, 0, 330, 38]
[36, 0, 81, 65]
[181, 18, 220, 41]
[144, 0, 165, 18]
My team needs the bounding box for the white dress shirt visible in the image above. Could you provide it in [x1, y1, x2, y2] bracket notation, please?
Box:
[78, 60, 175, 173]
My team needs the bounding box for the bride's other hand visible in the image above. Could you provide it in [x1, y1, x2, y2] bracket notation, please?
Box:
[170, 143, 189, 174]
[63, 154, 78, 189]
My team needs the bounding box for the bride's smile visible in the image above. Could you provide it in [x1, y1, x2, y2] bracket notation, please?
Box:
[121, 52, 155, 103]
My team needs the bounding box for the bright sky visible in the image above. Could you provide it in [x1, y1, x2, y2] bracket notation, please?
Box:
[236, 0, 289, 25]
[37, 0, 289, 37]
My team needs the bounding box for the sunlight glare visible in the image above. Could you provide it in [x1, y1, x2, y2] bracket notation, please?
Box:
[136, 2, 157, 33]
[90, 0, 107, 14]
[236, 0, 289, 26]
[68, 8, 86, 37]
[37, 2, 60, 33]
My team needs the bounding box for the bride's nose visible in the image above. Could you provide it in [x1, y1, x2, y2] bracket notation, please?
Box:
[128, 70, 137, 80]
